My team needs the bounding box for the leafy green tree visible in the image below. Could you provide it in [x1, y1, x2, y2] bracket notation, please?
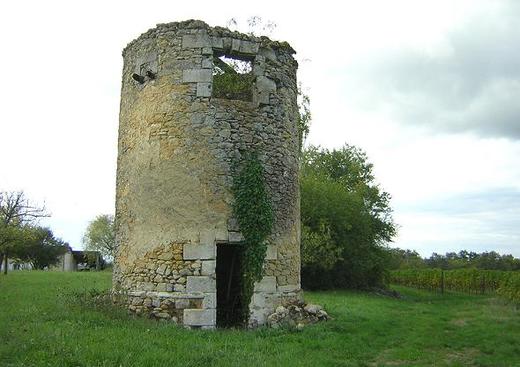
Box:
[301, 223, 342, 271]
[386, 248, 426, 270]
[12, 227, 67, 269]
[297, 85, 311, 150]
[0, 191, 48, 274]
[301, 145, 397, 289]
[82, 214, 115, 261]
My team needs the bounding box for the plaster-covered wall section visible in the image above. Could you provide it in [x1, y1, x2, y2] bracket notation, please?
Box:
[114, 20, 300, 328]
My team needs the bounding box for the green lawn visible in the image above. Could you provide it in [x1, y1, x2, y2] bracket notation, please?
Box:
[0, 271, 519, 367]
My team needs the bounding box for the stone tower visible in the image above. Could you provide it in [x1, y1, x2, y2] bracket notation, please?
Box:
[114, 20, 300, 328]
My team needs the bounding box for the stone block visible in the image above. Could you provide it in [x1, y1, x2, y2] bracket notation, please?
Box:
[201, 58, 213, 69]
[222, 37, 232, 50]
[183, 243, 216, 260]
[203, 293, 216, 309]
[227, 217, 240, 231]
[175, 298, 190, 309]
[186, 276, 216, 293]
[231, 39, 241, 52]
[265, 245, 277, 260]
[249, 309, 267, 326]
[264, 293, 281, 309]
[156, 283, 168, 292]
[253, 64, 265, 77]
[254, 276, 277, 293]
[174, 284, 185, 292]
[255, 90, 270, 105]
[278, 284, 300, 293]
[199, 229, 216, 246]
[251, 293, 265, 308]
[259, 47, 277, 62]
[135, 52, 158, 74]
[215, 226, 228, 242]
[228, 231, 244, 243]
[239, 41, 259, 54]
[202, 47, 213, 55]
[128, 291, 145, 297]
[211, 37, 223, 49]
[200, 260, 216, 276]
[182, 69, 212, 83]
[256, 76, 276, 92]
[141, 282, 155, 291]
[182, 34, 211, 48]
[183, 309, 216, 326]
[196, 82, 212, 97]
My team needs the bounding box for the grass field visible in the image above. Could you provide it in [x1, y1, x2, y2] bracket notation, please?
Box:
[1, 271, 519, 367]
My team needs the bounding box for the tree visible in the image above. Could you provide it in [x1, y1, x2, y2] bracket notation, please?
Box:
[417, 250, 520, 271]
[300, 145, 397, 289]
[386, 248, 426, 270]
[12, 227, 67, 269]
[82, 214, 115, 261]
[0, 191, 48, 274]
[297, 85, 311, 150]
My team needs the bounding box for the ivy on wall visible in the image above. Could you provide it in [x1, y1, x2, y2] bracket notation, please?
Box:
[231, 151, 274, 324]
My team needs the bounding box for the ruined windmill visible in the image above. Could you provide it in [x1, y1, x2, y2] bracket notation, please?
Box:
[114, 20, 301, 328]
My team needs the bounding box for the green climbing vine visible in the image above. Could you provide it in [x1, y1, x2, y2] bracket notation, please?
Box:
[232, 151, 274, 324]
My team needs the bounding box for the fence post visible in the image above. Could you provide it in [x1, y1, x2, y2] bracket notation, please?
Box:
[441, 270, 445, 294]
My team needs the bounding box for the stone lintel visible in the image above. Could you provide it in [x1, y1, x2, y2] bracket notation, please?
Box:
[183, 243, 216, 260]
[239, 40, 259, 54]
[228, 231, 244, 243]
[215, 226, 229, 242]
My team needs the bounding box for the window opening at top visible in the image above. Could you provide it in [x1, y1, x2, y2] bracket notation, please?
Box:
[212, 55, 254, 101]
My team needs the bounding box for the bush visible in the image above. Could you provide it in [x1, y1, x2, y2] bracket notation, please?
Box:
[301, 146, 396, 290]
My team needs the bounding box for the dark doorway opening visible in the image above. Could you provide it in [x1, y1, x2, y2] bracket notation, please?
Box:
[216, 244, 245, 327]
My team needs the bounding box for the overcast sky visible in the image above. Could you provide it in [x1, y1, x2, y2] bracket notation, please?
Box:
[1, 0, 518, 257]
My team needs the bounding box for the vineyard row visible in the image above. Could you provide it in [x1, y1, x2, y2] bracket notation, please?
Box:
[390, 269, 520, 304]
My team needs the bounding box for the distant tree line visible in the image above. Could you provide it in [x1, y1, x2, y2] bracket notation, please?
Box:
[386, 248, 520, 271]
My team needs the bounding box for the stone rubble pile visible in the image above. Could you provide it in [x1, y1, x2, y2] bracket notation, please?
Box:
[266, 302, 329, 329]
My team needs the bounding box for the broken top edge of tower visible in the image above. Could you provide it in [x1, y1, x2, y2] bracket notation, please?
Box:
[123, 19, 297, 57]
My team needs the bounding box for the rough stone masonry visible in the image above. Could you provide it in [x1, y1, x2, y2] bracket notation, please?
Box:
[113, 20, 301, 328]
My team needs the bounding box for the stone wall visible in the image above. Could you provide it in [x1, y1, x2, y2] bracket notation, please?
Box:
[114, 20, 301, 328]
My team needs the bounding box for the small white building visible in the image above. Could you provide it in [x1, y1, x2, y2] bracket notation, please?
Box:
[55, 246, 102, 271]
[0, 259, 33, 272]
